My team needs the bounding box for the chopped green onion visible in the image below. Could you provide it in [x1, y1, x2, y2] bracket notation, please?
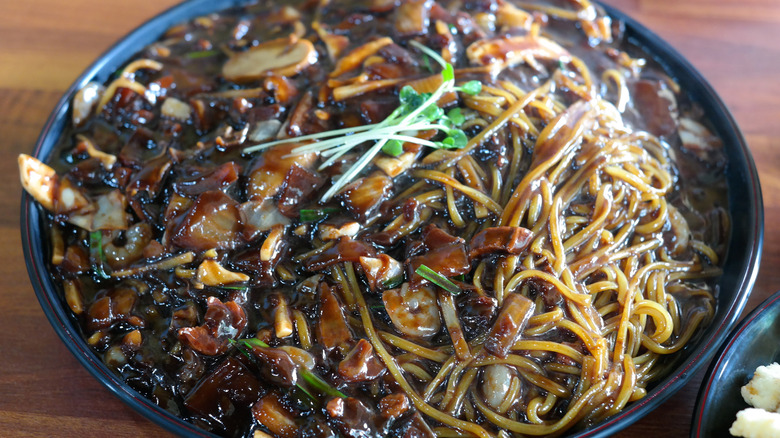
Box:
[230, 339, 319, 406]
[383, 274, 404, 289]
[300, 207, 341, 222]
[89, 231, 111, 280]
[382, 139, 404, 157]
[300, 371, 348, 399]
[228, 339, 253, 360]
[415, 264, 461, 295]
[186, 49, 221, 59]
[242, 338, 271, 348]
[218, 285, 249, 290]
[239, 338, 346, 399]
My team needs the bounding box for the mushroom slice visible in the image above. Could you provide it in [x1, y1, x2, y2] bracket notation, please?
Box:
[313, 22, 350, 61]
[223, 36, 317, 82]
[329, 37, 393, 78]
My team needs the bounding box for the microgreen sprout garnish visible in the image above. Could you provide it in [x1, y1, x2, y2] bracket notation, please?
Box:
[415, 264, 461, 295]
[235, 338, 348, 400]
[299, 207, 341, 222]
[89, 231, 111, 280]
[243, 40, 483, 202]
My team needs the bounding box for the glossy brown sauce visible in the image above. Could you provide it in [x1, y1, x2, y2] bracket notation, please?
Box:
[29, 0, 730, 436]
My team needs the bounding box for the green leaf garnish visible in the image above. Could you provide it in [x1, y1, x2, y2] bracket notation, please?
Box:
[243, 40, 484, 202]
[415, 264, 461, 295]
[447, 108, 465, 126]
[382, 140, 404, 157]
[459, 80, 482, 96]
[442, 63, 455, 82]
[89, 231, 111, 280]
[300, 207, 341, 222]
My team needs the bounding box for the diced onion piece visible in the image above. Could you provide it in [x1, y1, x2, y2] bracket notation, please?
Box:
[72, 82, 104, 126]
[18, 154, 58, 211]
[274, 296, 294, 338]
[196, 259, 250, 286]
[260, 224, 286, 261]
[64, 279, 84, 314]
[319, 222, 360, 241]
[161, 97, 192, 121]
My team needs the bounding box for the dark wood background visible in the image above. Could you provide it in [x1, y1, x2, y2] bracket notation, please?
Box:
[2, 0, 778, 436]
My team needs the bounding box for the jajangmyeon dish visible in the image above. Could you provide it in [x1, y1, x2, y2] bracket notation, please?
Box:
[19, 0, 730, 436]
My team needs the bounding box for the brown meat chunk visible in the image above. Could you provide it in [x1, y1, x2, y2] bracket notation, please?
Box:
[178, 297, 247, 356]
[278, 163, 325, 217]
[468, 226, 533, 258]
[170, 190, 243, 251]
[484, 293, 535, 358]
[632, 79, 679, 137]
[247, 143, 317, 202]
[304, 237, 377, 271]
[338, 339, 385, 382]
[252, 393, 298, 438]
[185, 357, 262, 430]
[173, 162, 240, 197]
[338, 172, 393, 221]
[408, 225, 470, 283]
[318, 283, 353, 349]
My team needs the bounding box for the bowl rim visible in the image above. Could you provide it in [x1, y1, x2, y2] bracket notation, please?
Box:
[690, 290, 780, 437]
[20, 0, 764, 437]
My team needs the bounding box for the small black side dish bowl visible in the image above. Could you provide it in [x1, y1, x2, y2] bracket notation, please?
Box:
[21, 0, 763, 436]
[692, 290, 780, 437]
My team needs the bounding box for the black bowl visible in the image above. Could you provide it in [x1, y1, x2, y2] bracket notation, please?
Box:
[692, 290, 780, 437]
[21, 0, 763, 436]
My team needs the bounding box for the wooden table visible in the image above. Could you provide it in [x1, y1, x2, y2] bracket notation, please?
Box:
[1, 0, 777, 436]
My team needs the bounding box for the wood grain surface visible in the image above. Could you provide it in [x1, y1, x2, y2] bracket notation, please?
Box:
[2, 0, 778, 436]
